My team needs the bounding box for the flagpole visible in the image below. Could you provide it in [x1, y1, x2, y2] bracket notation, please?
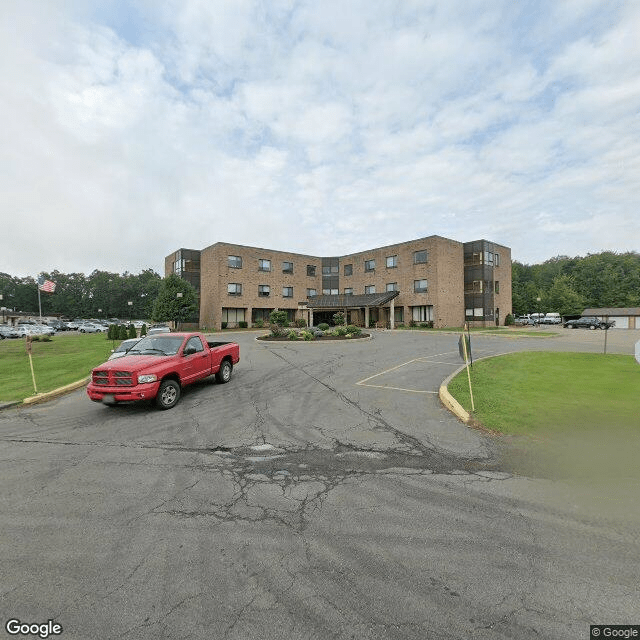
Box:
[37, 281, 42, 324]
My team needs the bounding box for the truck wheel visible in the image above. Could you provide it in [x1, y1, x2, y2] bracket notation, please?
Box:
[216, 360, 233, 384]
[156, 379, 180, 409]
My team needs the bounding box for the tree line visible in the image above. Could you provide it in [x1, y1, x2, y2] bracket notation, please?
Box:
[512, 251, 640, 317]
[0, 269, 164, 320]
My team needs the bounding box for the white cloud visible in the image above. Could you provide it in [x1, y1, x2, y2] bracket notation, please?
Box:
[0, 0, 639, 277]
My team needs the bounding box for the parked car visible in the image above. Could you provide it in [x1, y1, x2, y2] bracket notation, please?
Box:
[47, 319, 69, 331]
[563, 317, 615, 330]
[108, 338, 141, 361]
[78, 322, 106, 333]
[541, 313, 562, 324]
[0, 325, 19, 339]
[147, 325, 171, 335]
[514, 315, 535, 326]
[87, 332, 240, 409]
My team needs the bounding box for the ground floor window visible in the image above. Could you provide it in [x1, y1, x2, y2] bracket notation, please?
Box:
[411, 305, 433, 322]
[394, 307, 404, 323]
[222, 308, 246, 325]
[252, 308, 273, 323]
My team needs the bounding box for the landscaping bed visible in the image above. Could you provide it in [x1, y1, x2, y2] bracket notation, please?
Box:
[258, 332, 370, 341]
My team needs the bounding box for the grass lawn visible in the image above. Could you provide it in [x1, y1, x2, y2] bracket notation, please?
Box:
[448, 351, 640, 435]
[0, 333, 116, 402]
[448, 351, 640, 479]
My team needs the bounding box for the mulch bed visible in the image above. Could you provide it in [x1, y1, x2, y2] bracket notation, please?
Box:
[257, 333, 370, 341]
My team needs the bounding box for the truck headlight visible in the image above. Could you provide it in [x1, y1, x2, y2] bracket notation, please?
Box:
[138, 374, 158, 384]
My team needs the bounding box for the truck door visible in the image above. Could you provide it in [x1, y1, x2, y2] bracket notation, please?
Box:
[182, 336, 211, 383]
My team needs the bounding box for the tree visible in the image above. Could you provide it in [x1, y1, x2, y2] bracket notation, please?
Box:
[151, 274, 198, 329]
[546, 275, 585, 316]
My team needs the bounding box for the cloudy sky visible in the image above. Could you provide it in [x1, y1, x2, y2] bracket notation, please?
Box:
[2, 0, 639, 278]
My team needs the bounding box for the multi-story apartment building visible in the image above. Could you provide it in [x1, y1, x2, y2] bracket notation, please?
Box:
[165, 236, 511, 330]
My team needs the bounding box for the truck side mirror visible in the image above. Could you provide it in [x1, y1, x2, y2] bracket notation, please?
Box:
[183, 346, 196, 356]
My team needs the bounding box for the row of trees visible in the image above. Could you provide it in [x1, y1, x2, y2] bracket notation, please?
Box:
[512, 251, 640, 316]
[0, 270, 198, 325]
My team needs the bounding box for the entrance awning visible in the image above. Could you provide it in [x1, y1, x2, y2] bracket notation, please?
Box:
[305, 291, 399, 309]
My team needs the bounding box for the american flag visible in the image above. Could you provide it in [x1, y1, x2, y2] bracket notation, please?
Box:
[38, 276, 56, 293]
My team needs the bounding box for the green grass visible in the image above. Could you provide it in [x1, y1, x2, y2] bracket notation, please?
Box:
[448, 351, 640, 435]
[0, 333, 116, 402]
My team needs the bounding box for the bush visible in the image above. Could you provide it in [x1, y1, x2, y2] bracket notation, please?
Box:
[107, 324, 116, 340]
[332, 312, 345, 326]
[118, 325, 129, 340]
[397, 323, 405, 329]
[302, 331, 315, 341]
[409, 320, 417, 328]
[504, 314, 514, 326]
[221, 322, 228, 329]
[239, 321, 248, 329]
[345, 325, 361, 335]
[254, 319, 264, 328]
[269, 310, 288, 327]
[335, 326, 348, 336]
[140, 324, 147, 337]
[318, 323, 330, 331]
[296, 318, 307, 328]
[128, 324, 137, 339]
[287, 330, 298, 340]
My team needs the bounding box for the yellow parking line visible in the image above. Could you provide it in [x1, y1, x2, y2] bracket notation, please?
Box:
[356, 383, 438, 394]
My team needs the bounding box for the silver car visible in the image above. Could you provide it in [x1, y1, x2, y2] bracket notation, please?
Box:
[108, 338, 141, 360]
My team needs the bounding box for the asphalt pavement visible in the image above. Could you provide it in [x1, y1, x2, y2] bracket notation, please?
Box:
[0, 328, 638, 639]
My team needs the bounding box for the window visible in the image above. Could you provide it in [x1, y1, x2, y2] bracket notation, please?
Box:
[282, 287, 293, 298]
[282, 261, 293, 274]
[495, 281, 500, 294]
[386, 255, 397, 268]
[344, 264, 353, 276]
[485, 251, 494, 265]
[322, 265, 338, 275]
[386, 282, 398, 292]
[185, 336, 205, 353]
[414, 279, 428, 293]
[258, 285, 270, 297]
[307, 265, 316, 277]
[364, 259, 375, 272]
[344, 288, 353, 295]
[412, 306, 433, 322]
[494, 253, 501, 267]
[307, 288, 317, 297]
[414, 250, 428, 264]
[322, 288, 339, 295]
[228, 255, 242, 269]
[258, 259, 271, 272]
[222, 308, 246, 324]
[227, 283, 242, 296]
[365, 285, 375, 294]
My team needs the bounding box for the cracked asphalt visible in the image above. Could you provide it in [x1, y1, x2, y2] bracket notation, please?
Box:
[1, 329, 639, 639]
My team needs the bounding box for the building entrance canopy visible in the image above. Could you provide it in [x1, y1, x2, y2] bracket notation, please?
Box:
[303, 291, 400, 328]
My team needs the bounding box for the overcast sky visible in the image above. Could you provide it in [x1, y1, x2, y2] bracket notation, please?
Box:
[2, 0, 639, 278]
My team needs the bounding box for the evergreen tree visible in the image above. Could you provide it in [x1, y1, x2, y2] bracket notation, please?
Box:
[151, 274, 198, 328]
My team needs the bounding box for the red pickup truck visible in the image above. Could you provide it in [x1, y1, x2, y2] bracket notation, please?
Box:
[87, 332, 240, 409]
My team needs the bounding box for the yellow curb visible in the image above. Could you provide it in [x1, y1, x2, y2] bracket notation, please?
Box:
[439, 365, 472, 424]
[22, 377, 90, 405]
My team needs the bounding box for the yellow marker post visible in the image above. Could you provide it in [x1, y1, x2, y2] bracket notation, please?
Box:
[25, 336, 38, 395]
[459, 324, 475, 412]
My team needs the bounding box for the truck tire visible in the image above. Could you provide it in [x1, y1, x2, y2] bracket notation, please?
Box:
[216, 359, 233, 384]
[156, 379, 181, 409]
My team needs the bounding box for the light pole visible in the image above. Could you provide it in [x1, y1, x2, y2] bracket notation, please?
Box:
[536, 297, 541, 327]
[128, 301, 132, 323]
[176, 292, 183, 331]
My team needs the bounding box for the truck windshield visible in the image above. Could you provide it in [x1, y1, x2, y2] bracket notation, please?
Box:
[127, 336, 185, 356]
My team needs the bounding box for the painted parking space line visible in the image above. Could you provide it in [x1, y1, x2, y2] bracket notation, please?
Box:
[355, 350, 462, 394]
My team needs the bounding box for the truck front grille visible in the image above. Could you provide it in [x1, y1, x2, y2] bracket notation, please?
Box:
[92, 370, 134, 386]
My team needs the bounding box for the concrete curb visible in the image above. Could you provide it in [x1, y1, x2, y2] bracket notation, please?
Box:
[21, 377, 90, 406]
[439, 364, 471, 424]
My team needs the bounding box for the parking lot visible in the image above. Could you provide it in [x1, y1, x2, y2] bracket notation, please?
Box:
[0, 328, 638, 639]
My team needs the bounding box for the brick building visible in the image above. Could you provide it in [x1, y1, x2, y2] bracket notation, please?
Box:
[165, 235, 511, 330]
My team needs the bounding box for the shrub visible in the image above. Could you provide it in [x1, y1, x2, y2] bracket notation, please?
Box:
[128, 324, 137, 339]
[332, 312, 345, 326]
[140, 324, 147, 337]
[335, 326, 348, 336]
[118, 325, 129, 340]
[396, 323, 405, 329]
[221, 322, 228, 329]
[505, 314, 514, 326]
[287, 330, 298, 340]
[254, 319, 264, 328]
[318, 323, 330, 331]
[269, 310, 288, 327]
[239, 321, 248, 328]
[107, 324, 116, 340]
[409, 320, 417, 328]
[345, 325, 361, 335]
[302, 331, 315, 341]
[296, 318, 307, 328]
